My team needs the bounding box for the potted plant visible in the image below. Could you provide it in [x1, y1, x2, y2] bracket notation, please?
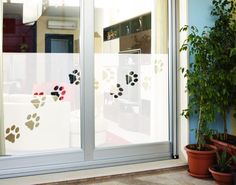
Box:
[180, 24, 217, 178]
[206, 0, 236, 154]
[209, 149, 236, 185]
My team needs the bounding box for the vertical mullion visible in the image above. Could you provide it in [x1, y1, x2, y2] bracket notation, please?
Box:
[80, 0, 95, 161]
[0, 0, 5, 156]
[168, 0, 178, 158]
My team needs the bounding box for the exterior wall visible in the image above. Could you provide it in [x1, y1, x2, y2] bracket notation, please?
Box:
[188, 0, 234, 143]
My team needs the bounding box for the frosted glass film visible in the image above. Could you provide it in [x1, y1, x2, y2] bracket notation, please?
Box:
[95, 54, 169, 147]
[3, 53, 80, 154]
[95, 0, 169, 147]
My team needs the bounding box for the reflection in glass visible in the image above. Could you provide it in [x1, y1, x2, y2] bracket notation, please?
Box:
[94, 0, 169, 147]
[1, 0, 81, 155]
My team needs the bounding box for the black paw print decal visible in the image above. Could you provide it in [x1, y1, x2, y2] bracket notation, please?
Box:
[110, 84, 124, 98]
[126, 71, 138, 86]
[25, 113, 40, 130]
[51, 86, 66, 101]
[31, 92, 46, 109]
[5, 125, 20, 143]
[69, 69, 80, 85]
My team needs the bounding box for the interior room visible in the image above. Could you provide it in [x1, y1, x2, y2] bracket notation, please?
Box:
[0, 0, 235, 184]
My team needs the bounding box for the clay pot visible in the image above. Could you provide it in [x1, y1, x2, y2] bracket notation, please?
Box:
[210, 135, 236, 155]
[209, 167, 233, 185]
[185, 144, 217, 178]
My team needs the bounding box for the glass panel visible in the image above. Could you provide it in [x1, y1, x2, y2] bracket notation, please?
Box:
[1, 0, 80, 155]
[94, 0, 169, 147]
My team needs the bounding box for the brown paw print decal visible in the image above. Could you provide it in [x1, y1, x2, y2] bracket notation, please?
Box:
[110, 84, 124, 98]
[25, 113, 40, 130]
[31, 92, 46, 109]
[5, 125, 20, 143]
[69, 69, 80, 85]
[51, 86, 66, 101]
[126, 71, 138, 86]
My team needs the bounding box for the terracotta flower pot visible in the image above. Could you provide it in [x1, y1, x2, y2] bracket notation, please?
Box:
[185, 144, 217, 178]
[209, 167, 233, 185]
[210, 135, 236, 155]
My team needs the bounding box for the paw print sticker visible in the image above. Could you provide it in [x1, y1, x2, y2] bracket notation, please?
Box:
[154, 60, 163, 74]
[94, 80, 99, 90]
[51, 86, 66, 101]
[31, 92, 46, 109]
[25, 113, 40, 130]
[110, 83, 124, 98]
[5, 125, 20, 143]
[69, 69, 80, 85]
[126, 71, 138, 86]
[142, 76, 151, 91]
[102, 68, 115, 82]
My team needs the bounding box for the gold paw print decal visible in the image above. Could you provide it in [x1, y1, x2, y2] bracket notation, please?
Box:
[5, 125, 20, 143]
[25, 113, 40, 130]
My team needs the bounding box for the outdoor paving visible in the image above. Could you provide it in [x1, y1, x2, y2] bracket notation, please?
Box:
[39, 167, 216, 185]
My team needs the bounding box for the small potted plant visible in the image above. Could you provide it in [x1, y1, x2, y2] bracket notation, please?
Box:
[180, 24, 217, 178]
[209, 149, 236, 185]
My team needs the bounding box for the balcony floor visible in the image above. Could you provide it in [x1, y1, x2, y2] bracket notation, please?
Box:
[39, 166, 216, 185]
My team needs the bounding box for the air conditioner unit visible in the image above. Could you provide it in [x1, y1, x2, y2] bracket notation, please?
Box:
[47, 20, 77, 30]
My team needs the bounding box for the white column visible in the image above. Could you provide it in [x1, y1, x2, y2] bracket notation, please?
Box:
[178, 0, 189, 161]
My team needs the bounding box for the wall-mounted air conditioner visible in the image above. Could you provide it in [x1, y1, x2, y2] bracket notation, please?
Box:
[47, 20, 77, 30]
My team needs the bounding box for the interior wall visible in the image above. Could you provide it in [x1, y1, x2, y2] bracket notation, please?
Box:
[153, 0, 168, 54]
[102, 5, 151, 28]
[3, 18, 36, 52]
[36, 16, 80, 53]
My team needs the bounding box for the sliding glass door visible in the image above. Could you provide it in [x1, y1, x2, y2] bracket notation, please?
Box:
[93, 0, 172, 161]
[0, 0, 177, 178]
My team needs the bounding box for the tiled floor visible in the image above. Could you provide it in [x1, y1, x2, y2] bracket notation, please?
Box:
[39, 167, 216, 185]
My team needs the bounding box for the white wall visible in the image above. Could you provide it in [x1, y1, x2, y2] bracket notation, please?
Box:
[102, 2, 151, 27]
[36, 16, 80, 53]
[178, 0, 189, 161]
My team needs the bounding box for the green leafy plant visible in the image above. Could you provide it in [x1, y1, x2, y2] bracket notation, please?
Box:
[214, 149, 236, 173]
[180, 0, 236, 150]
[207, 0, 236, 141]
[180, 25, 217, 150]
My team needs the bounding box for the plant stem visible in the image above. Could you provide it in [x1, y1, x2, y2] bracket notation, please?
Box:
[223, 110, 227, 141]
[197, 106, 203, 149]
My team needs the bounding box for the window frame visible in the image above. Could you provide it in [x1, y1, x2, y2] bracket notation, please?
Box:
[0, 0, 178, 178]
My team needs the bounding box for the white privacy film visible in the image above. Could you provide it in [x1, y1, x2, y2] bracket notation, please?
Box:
[2, 0, 80, 155]
[3, 53, 81, 154]
[95, 0, 169, 147]
[95, 54, 169, 147]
